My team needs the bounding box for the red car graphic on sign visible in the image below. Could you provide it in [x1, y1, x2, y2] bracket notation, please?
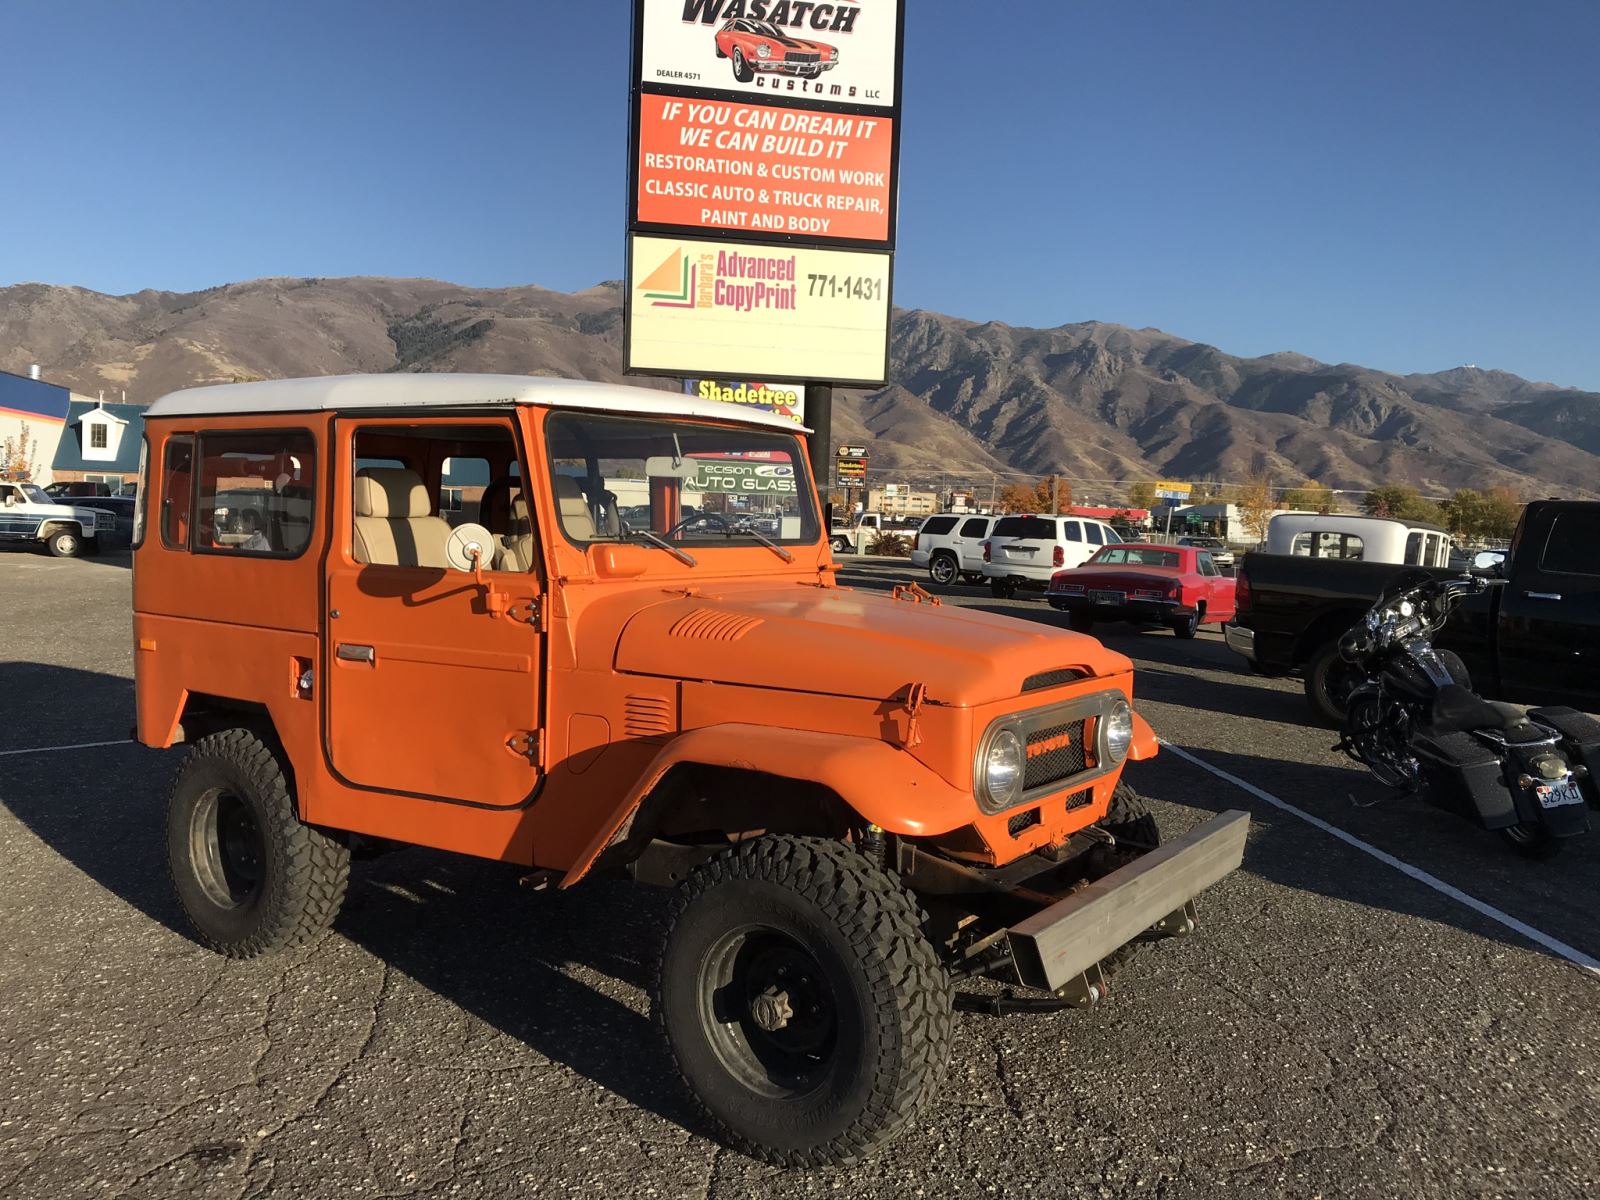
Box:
[715, 18, 840, 83]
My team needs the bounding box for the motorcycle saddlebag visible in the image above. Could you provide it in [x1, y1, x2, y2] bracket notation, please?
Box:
[1411, 729, 1516, 829]
[1528, 707, 1600, 804]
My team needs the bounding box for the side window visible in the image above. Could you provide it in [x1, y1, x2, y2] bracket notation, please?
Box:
[1342, 535, 1365, 561]
[1404, 531, 1423, 565]
[1291, 532, 1312, 556]
[1085, 523, 1104, 546]
[1198, 553, 1217, 577]
[959, 518, 988, 538]
[1424, 533, 1441, 566]
[1063, 521, 1082, 542]
[351, 422, 532, 572]
[196, 431, 317, 557]
[1539, 512, 1600, 576]
[160, 434, 194, 550]
[922, 515, 958, 537]
[132, 437, 149, 548]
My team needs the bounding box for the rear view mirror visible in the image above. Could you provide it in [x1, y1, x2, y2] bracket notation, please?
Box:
[644, 455, 700, 480]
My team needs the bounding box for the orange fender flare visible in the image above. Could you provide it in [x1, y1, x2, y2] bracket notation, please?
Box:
[560, 724, 974, 887]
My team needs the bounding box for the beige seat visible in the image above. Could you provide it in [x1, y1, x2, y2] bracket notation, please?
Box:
[555, 475, 595, 540]
[497, 493, 536, 572]
[352, 467, 452, 568]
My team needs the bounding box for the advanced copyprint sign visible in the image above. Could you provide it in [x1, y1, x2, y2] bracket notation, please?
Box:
[628, 234, 891, 384]
[637, 0, 901, 110]
[636, 94, 894, 243]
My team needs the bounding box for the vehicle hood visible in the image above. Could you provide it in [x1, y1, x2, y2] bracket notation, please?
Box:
[614, 584, 1129, 706]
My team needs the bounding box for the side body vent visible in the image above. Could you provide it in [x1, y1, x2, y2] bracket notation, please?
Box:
[669, 608, 764, 642]
[623, 694, 675, 739]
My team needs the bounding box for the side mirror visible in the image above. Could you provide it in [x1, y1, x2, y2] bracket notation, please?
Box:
[1471, 550, 1504, 577]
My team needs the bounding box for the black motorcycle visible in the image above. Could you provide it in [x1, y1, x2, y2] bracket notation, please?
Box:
[1336, 569, 1600, 858]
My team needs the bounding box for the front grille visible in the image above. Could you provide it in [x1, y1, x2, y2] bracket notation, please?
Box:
[1023, 720, 1088, 791]
[786, 50, 821, 63]
[1007, 807, 1040, 836]
[1022, 668, 1084, 692]
[1062, 788, 1092, 812]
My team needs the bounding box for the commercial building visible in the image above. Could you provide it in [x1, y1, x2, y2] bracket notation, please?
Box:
[867, 486, 938, 518]
[0, 368, 71, 485]
[50, 398, 147, 492]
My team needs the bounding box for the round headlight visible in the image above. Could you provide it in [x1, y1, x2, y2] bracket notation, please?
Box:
[1103, 699, 1134, 763]
[757, 43, 772, 59]
[982, 728, 1024, 807]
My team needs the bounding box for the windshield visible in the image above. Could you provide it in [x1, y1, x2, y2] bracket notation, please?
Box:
[748, 20, 783, 36]
[20, 483, 49, 504]
[545, 412, 818, 550]
[1093, 546, 1180, 568]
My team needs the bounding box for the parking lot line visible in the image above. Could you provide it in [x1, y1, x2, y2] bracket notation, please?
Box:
[0, 738, 134, 758]
[1163, 740, 1600, 981]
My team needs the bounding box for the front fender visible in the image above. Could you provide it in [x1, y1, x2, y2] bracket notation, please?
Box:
[559, 724, 975, 887]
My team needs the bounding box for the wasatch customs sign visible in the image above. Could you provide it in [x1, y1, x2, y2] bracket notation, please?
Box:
[628, 235, 891, 384]
[638, 0, 900, 110]
[625, 0, 903, 386]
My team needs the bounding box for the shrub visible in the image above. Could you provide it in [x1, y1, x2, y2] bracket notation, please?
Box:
[868, 531, 911, 556]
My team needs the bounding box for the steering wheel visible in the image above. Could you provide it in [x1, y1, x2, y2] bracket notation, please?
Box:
[662, 511, 734, 539]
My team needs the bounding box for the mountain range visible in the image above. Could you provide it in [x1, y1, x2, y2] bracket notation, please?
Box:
[3, 276, 1598, 499]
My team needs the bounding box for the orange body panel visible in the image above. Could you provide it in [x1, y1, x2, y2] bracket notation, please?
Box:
[134, 400, 1154, 875]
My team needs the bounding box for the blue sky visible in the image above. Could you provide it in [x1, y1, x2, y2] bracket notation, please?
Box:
[3, 0, 1597, 389]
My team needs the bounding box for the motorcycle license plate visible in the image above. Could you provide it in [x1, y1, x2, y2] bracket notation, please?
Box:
[1535, 780, 1585, 810]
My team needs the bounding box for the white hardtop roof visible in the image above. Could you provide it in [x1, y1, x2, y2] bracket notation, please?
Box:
[144, 373, 812, 433]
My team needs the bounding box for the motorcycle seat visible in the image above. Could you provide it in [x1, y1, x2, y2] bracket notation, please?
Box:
[1430, 684, 1532, 736]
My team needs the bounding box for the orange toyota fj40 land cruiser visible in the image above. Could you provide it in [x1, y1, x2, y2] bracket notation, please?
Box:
[133, 374, 1248, 1165]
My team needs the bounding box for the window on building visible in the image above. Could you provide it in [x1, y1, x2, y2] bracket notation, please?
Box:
[195, 431, 317, 557]
[89, 424, 108, 450]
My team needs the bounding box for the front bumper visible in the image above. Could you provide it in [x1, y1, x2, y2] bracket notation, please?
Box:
[758, 59, 839, 75]
[1223, 622, 1256, 662]
[1047, 594, 1195, 623]
[1007, 810, 1250, 992]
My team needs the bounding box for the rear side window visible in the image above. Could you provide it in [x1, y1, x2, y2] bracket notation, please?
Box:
[195, 431, 317, 558]
[1085, 524, 1104, 545]
[1198, 553, 1218, 577]
[959, 517, 989, 538]
[993, 516, 1056, 539]
[1062, 521, 1082, 542]
[921, 515, 957, 537]
[1540, 511, 1600, 576]
[160, 435, 194, 550]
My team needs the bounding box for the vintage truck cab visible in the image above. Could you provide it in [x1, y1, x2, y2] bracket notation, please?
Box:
[132, 374, 1247, 1165]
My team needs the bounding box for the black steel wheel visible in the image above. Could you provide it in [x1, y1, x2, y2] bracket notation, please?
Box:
[655, 836, 953, 1167]
[928, 553, 958, 585]
[989, 579, 1017, 599]
[167, 729, 350, 958]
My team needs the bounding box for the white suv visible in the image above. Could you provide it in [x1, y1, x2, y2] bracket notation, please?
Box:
[911, 512, 996, 585]
[982, 513, 1123, 598]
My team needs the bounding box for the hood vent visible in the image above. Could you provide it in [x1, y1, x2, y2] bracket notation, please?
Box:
[669, 607, 764, 643]
[1022, 668, 1085, 692]
[624, 694, 674, 739]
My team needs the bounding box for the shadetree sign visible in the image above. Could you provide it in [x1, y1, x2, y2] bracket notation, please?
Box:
[625, 0, 904, 387]
[628, 235, 891, 384]
[637, 0, 901, 110]
[683, 378, 806, 424]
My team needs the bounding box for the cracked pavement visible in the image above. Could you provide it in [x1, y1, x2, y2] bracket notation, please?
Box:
[1, 547, 1596, 1198]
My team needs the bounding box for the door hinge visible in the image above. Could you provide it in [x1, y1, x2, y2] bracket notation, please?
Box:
[509, 730, 543, 765]
[507, 599, 543, 628]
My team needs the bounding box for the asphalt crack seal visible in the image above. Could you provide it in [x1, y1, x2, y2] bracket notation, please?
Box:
[1161, 739, 1600, 982]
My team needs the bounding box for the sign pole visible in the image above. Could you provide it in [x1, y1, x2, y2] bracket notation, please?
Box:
[807, 384, 833, 527]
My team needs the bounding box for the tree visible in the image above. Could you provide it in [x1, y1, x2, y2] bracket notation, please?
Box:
[1126, 481, 1157, 510]
[1443, 489, 1487, 540]
[998, 482, 1038, 513]
[1479, 485, 1522, 541]
[1363, 484, 1443, 524]
[999, 476, 1075, 514]
[1, 421, 38, 482]
[1231, 473, 1276, 544]
[1281, 480, 1337, 514]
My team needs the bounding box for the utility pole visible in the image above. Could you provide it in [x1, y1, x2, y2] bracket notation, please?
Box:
[807, 384, 832, 528]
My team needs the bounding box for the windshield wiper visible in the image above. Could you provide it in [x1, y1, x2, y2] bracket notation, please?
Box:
[733, 523, 794, 563]
[624, 528, 697, 567]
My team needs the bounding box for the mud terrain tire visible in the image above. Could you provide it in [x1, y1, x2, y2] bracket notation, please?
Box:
[167, 729, 350, 958]
[655, 836, 953, 1166]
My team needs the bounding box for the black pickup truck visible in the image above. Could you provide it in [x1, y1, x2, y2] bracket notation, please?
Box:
[1226, 500, 1600, 724]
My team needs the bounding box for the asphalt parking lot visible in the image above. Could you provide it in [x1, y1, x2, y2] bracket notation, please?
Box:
[2, 546, 1597, 1199]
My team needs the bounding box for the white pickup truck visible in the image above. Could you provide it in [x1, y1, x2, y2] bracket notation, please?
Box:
[0, 480, 104, 557]
[828, 511, 889, 554]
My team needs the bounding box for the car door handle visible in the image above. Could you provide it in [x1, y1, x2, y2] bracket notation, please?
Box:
[336, 643, 376, 663]
[1523, 591, 1562, 601]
